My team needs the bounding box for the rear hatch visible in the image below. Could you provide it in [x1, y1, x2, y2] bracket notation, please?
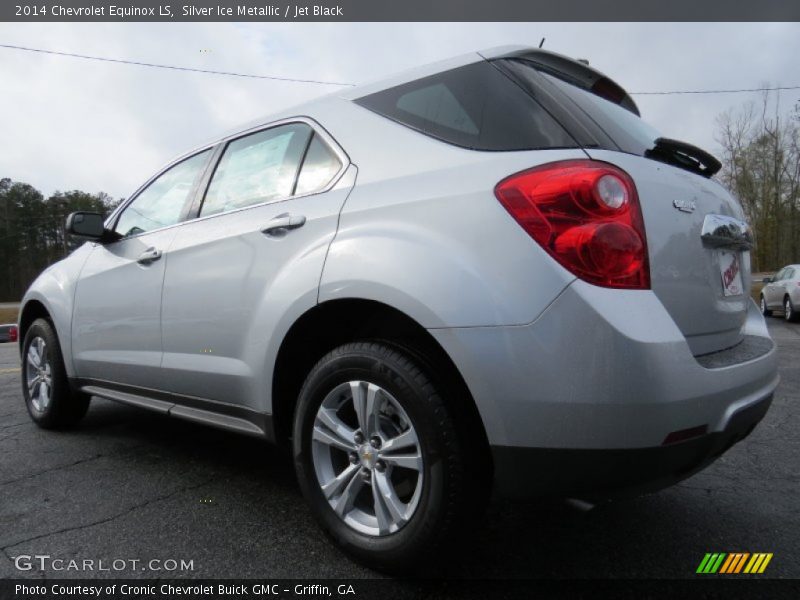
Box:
[584, 149, 751, 355]
[497, 53, 751, 356]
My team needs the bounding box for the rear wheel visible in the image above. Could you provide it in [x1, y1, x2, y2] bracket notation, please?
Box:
[785, 297, 798, 322]
[22, 318, 90, 428]
[760, 295, 772, 317]
[293, 341, 473, 572]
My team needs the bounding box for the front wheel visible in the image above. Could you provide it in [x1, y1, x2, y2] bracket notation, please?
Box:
[760, 295, 772, 317]
[22, 318, 90, 428]
[293, 342, 471, 572]
[785, 297, 799, 322]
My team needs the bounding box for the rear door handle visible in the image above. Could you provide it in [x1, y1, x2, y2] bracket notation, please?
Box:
[262, 213, 306, 236]
[137, 247, 162, 265]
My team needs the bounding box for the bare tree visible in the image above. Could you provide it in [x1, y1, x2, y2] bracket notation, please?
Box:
[716, 91, 800, 271]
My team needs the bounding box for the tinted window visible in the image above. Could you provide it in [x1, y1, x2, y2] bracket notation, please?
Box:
[295, 134, 342, 195]
[201, 123, 311, 217]
[115, 150, 210, 237]
[506, 59, 662, 156]
[355, 60, 577, 151]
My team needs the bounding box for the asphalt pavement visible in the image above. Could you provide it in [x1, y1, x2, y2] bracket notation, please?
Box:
[0, 320, 797, 580]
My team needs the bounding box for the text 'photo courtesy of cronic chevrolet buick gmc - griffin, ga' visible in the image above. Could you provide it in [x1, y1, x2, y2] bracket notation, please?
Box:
[17, 47, 778, 571]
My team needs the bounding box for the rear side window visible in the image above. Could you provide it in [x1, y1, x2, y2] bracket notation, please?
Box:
[295, 134, 342, 196]
[201, 123, 311, 217]
[355, 60, 577, 151]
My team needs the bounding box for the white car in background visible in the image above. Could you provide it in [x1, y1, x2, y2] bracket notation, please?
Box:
[761, 265, 800, 321]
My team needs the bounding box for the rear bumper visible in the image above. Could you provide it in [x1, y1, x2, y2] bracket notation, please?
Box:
[491, 391, 772, 498]
[429, 279, 779, 495]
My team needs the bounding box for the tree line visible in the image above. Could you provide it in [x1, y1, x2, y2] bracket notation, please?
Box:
[0, 178, 120, 301]
[716, 96, 800, 273]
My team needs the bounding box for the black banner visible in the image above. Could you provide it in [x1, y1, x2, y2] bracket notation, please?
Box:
[2, 0, 799, 23]
[2, 579, 800, 600]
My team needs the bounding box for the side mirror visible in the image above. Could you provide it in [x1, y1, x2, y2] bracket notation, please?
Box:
[762, 277, 773, 284]
[65, 212, 106, 240]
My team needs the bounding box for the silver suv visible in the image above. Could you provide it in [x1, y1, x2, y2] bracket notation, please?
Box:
[18, 47, 778, 570]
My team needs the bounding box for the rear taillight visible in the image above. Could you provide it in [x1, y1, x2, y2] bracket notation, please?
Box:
[495, 160, 650, 289]
[9, 325, 18, 343]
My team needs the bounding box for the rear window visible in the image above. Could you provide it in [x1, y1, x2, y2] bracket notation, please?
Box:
[503, 59, 661, 156]
[354, 60, 578, 151]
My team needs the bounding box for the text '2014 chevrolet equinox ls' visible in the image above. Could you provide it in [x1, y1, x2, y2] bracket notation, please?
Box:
[19, 47, 778, 571]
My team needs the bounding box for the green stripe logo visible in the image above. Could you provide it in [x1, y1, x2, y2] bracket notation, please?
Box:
[697, 553, 727, 573]
[696, 552, 773, 574]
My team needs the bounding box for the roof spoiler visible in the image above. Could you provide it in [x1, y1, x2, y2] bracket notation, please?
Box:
[483, 48, 640, 117]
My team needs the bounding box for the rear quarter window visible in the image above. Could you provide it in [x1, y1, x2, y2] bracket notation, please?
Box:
[354, 60, 578, 152]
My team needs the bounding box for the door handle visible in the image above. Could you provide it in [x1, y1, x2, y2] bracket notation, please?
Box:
[137, 247, 162, 265]
[262, 213, 306, 236]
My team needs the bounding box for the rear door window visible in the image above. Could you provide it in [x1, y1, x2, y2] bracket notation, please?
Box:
[201, 123, 311, 217]
[355, 60, 577, 151]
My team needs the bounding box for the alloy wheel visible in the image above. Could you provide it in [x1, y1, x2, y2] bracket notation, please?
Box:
[26, 336, 53, 412]
[311, 380, 424, 536]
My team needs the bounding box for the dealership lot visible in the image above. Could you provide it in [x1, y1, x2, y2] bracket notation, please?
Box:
[0, 320, 798, 580]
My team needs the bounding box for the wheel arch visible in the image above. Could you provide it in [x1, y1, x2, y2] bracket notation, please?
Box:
[271, 298, 492, 477]
[18, 299, 53, 351]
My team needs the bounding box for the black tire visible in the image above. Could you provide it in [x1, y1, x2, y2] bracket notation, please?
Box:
[293, 341, 473, 573]
[21, 318, 90, 429]
[784, 296, 799, 322]
[760, 295, 772, 317]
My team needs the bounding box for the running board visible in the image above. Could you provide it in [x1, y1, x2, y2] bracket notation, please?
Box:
[80, 384, 269, 439]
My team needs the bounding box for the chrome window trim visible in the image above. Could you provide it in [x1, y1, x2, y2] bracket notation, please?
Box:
[104, 145, 216, 233]
[104, 116, 350, 242]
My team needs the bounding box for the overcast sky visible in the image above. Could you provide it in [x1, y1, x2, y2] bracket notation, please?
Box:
[1, 22, 798, 199]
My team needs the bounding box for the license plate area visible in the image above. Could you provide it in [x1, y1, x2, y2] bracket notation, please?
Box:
[718, 250, 743, 297]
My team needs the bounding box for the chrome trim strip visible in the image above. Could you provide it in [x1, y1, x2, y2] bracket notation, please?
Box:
[78, 380, 272, 439]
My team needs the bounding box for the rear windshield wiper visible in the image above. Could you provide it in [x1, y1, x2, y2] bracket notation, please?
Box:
[645, 137, 722, 178]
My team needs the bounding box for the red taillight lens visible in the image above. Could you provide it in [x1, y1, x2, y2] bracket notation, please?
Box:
[495, 160, 650, 289]
[9, 325, 18, 343]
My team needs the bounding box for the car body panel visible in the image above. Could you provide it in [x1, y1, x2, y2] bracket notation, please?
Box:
[318, 99, 585, 327]
[71, 227, 178, 387]
[19, 243, 95, 377]
[430, 280, 777, 450]
[160, 166, 356, 411]
[584, 149, 752, 355]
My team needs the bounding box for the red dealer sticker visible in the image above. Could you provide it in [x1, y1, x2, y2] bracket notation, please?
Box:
[719, 250, 743, 296]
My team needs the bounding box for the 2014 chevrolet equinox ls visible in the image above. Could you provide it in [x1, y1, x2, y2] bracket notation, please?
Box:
[18, 47, 779, 570]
